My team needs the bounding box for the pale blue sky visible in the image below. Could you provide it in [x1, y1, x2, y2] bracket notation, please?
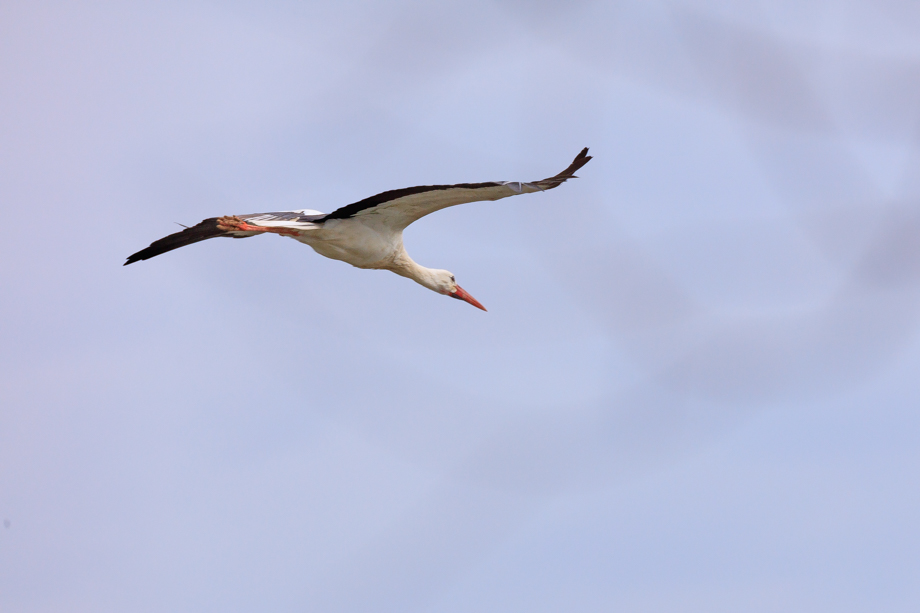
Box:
[2, 1, 920, 611]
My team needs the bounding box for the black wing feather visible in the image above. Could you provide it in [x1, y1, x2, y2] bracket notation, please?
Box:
[530, 147, 592, 190]
[124, 218, 234, 265]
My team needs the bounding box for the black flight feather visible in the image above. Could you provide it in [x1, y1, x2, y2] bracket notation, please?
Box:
[124, 218, 233, 265]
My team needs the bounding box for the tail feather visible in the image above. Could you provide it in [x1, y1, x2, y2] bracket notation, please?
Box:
[124, 218, 233, 265]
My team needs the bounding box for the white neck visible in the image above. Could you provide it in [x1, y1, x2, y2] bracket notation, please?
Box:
[386, 251, 444, 293]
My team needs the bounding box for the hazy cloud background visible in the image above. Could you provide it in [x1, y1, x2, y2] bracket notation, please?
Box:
[2, 1, 919, 611]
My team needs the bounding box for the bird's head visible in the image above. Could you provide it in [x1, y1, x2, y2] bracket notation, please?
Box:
[432, 270, 487, 311]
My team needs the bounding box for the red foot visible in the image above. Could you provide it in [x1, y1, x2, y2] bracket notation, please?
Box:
[218, 216, 301, 237]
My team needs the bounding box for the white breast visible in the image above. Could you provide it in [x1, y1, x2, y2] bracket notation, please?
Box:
[294, 218, 403, 269]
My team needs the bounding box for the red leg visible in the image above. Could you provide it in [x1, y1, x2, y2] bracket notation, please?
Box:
[217, 216, 301, 237]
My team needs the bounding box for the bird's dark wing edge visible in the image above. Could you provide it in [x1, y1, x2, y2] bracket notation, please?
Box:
[123, 218, 234, 265]
[529, 147, 592, 190]
[317, 147, 592, 221]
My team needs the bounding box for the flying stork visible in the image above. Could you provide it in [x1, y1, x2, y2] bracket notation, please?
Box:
[125, 148, 592, 311]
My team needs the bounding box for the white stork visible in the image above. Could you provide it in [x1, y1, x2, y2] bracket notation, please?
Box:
[125, 148, 592, 310]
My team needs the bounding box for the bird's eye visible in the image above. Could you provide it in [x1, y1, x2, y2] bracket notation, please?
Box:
[450, 275, 455, 282]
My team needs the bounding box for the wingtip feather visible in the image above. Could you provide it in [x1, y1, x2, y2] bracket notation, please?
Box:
[530, 147, 593, 190]
[123, 218, 228, 266]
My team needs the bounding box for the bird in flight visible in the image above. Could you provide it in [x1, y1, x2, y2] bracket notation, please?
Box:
[125, 148, 592, 310]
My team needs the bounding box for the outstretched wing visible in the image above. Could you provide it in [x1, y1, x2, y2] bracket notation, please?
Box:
[124, 150, 591, 265]
[316, 147, 592, 230]
[123, 209, 326, 265]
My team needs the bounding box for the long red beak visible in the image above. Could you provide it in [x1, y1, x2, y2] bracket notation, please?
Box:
[449, 285, 487, 311]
